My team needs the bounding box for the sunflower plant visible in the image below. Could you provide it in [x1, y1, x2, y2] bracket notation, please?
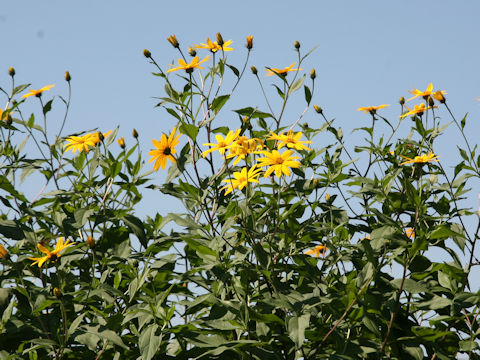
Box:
[1, 35, 480, 360]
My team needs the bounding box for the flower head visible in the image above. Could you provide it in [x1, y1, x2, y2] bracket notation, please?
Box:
[400, 103, 436, 118]
[405, 228, 415, 239]
[433, 91, 446, 103]
[400, 151, 439, 165]
[357, 104, 390, 114]
[195, 37, 233, 53]
[220, 165, 262, 195]
[246, 35, 253, 50]
[117, 137, 126, 149]
[167, 35, 179, 48]
[28, 237, 75, 268]
[226, 136, 263, 165]
[91, 130, 112, 145]
[64, 134, 97, 154]
[267, 130, 312, 151]
[266, 63, 302, 76]
[407, 83, 446, 102]
[148, 127, 181, 170]
[22, 84, 55, 98]
[256, 149, 300, 178]
[0, 244, 7, 258]
[305, 245, 327, 258]
[167, 56, 210, 73]
[202, 129, 240, 157]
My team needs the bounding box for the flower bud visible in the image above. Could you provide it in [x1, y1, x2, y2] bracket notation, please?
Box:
[97, 131, 104, 142]
[313, 105, 323, 114]
[250, 65, 258, 75]
[246, 35, 253, 50]
[117, 137, 126, 149]
[12, 99, 17, 106]
[143, 49, 151, 58]
[53, 287, 62, 299]
[433, 90, 446, 104]
[428, 97, 435, 107]
[6, 114, 12, 125]
[188, 47, 197, 57]
[399, 97, 405, 105]
[294, 40, 301, 50]
[8, 67, 15, 77]
[310, 69, 316, 80]
[325, 193, 331, 202]
[132, 128, 138, 139]
[86, 236, 95, 249]
[167, 35, 179, 48]
[216, 32, 224, 47]
[0, 244, 7, 258]
[64, 71, 71, 82]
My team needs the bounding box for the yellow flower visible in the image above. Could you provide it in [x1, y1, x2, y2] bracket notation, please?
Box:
[64, 134, 97, 154]
[22, 84, 55, 98]
[405, 228, 415, 239]
[0, 244, 7, 258]
[167, 34, 179, 48]
[267, 130, 312, 151]
[360, 235, 371, 241]
[91, 130, 112, 145]
[220, 165, 262, 195]
[266, 63, 302, 76]
[357, 104, 390, 114]
[400, 151, 439, 165]
[256, 149, 300, 178]
[246, 35, 253, 50]
[195, 37, 233, 53]
[305, 245, 327, 258]
[226, 136, 263, 165]
[117, 137, 126, 149]
[28, 237, 75, 268]
[167, 56, 210, 73]
[399, 103, 436, 118]
[148, 127, 181, 170]
[407, 83, 446, 102]
[202, 129, 240, 157]
[433, 91, 446, 103]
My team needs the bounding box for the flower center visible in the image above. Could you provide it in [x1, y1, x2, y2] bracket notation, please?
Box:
[163, 147, 172, 156]
[273, 155, 285, 164]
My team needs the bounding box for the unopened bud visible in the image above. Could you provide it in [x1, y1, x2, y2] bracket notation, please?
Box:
[117, 137, 126, 149]
[313, 105, 323, 114]
[167, 35, 179, 48]
[86, 236, 95, 249]
[188, 47, 197, 57]
[143, 49, 151, 58]
[325, 193, 331, 202]
[433, 91, 446, 104]
[250, 65, 258, 75]
[6, 114, 12, 125]
[294, 41, 301, 50]
[8, 67, 15, 77]
[53, 287, 62, 299]
[428, 97, 435, 107]
[132, 128, 138, 139]
[64, 71, 71, 82]
[216, 32, 224, 47]
[97, 131, 104, 142]
[399, 97, 405, 105]
[310, 69, 316, 80]
[12, 99, 17, 106]
[246, 35, 253, 50]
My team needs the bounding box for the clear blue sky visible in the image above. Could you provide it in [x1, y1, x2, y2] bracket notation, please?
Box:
[2, 1, 480, 279]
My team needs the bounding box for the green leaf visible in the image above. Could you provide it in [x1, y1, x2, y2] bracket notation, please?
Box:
[288, 75, 305, 96]
[227, 64, 239, 77]
[391, 278, 427, 294]
[27, 113, 35, 128]
[42, 99, 53, 116]
[0, 219, 24, 240]
[139, 324, 162, 360]
[211, 94, 230, 113]
[179, 124, 199, 141]
[304, 85, 312, 104]
[234, 107, 272, 119]
[123, 215, 147, 248]
[73, 208, 94, 228]
[287, 314, 310, 348]
[12, 84, 31, 97]
[459, 340, 478, 351]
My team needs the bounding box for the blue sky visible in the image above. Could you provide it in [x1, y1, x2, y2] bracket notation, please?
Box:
[2, 1, 480, 279]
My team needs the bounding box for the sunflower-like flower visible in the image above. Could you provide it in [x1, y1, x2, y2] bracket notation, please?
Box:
[400, 103, 436, 118]
[22, 84, 55, 98]
[220, 165, 262, 195]
[202, 129, 240, 157]
[305, 245, 327, 257]
[357, 104, 390, 114]
[267, 130, 312, 151]
[226, 136, 263, 165]
[167, 56, 210, 73]
[148, 127, 181, 170]
[28, 237, 75, 268]
[195, 37, 233, 53]
[266, 63, 302, 76]
[256, 149, 300, 178]
[64, 134, 97, 154]
[400, 151, 439, 166]
[407, 83, 446, 102]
